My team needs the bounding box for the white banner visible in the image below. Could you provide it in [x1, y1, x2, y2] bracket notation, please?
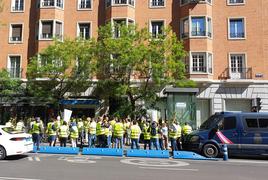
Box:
[63, 109, 72, 123]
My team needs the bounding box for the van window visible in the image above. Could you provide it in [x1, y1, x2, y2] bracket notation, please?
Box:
[219, 116, 236, 130]
[259, 119, 268, 128]
[200, 115, 223, 130]
[245, 118, 258, 128]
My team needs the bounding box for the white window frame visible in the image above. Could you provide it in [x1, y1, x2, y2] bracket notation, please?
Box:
[7, 54, 22, 78]
[111, 17, 135, 38]
[228, 17, 246, 40]
[106, 0, 135, 8]
[149, 19, 165, 38]
[39, 19, 64, 41]
[227, 0, 245, 6]
[10, 0, 25, 12]
[77, 0, 93, 10]
[9, 23, 24, 43]
[149, 0, 166, 8]
[228, 53, 247, 73]
[190, 51, 213, 75]
[182, 15, 212, 39]
[40, 0, 64, 9]
[77, 21, 92, 39]
[180, 0, 212, 7]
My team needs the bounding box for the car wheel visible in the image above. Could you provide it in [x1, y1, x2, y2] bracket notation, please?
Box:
[0, 146, 6, 160]
[202, 143, 219, 158]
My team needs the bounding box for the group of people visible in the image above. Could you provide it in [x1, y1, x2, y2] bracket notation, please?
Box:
[4, 116, 193, 151]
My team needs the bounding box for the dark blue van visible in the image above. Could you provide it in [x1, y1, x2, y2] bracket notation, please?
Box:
[183, 112, 268, 158]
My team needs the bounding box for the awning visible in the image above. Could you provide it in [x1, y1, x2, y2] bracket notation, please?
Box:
[60, 99, 100, 106]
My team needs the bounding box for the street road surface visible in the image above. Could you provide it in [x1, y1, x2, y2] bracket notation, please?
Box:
[0, 154, 268, 180]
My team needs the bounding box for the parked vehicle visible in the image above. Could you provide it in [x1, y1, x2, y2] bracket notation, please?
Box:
[183, 112, 268, 158]
[0, 125, 33, 160]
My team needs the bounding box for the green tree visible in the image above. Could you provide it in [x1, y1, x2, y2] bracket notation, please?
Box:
[0, 69, 23, 98]
[27, 39, 96, 106]
[95, 24, 195, 117]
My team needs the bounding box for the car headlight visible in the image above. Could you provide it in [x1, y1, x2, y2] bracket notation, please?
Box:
[190, 136, 200, 143]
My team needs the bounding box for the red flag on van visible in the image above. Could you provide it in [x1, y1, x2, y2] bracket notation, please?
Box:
[216, 131, 233, 144]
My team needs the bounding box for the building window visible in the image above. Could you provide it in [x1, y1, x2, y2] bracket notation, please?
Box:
[229, 54, 247, 79]
[9, 24, 23, 43]
[106, 0, 135, 7]
[8, 56, 21, 78]
[150, 0, 165, 7]
[40, 0, 64, 8]
[39, 20, 63, 40]
[77, 23, 91, 39]
[181, 16, 212, 38]
[180, 0, 212, 6]
[229, 18, 245, 39]
[228, 0, 245, 5]
[150, 20, 164, 38]
[11, 0, 24, 12]
[78, 0, 92, 10]
[190, 52, 212, 74]
[112, 18, 134, 38]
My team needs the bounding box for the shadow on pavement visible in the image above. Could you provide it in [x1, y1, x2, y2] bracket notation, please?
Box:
[4, 155, 29, 161]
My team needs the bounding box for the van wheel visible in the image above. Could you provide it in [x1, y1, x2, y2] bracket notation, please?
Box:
[0, 146, 6, 160]
[202, 143, 219, 158]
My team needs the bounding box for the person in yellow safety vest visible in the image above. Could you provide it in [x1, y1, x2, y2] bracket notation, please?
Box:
[55, 116, 61, 130]
[114, 119, 124, 149]
[77, 118, 84, 147]
[31, 117, 44, 150]
[5, 120, 13, 128]
[59, 121, 69, 147]
[109, 117, 117, 148]
[46, 118, 57, 146]
[149, 121, 160, 150]
[182, 122, 192, 135]
[169, 120, 178, 151]
[96, 117, 106, 148]
[143, 122, 151, 150]
[130, 121, 141, 149]
[176, 121, 182, 150]
[104, 120, 112, 148]
[123, 118, 131, 146]
[15, 120, 25, 132]
[84, 117, 90, 144]
[88, 118, 97, 148]
[28, 118, 35, 134]
[70, 122, 79, 148]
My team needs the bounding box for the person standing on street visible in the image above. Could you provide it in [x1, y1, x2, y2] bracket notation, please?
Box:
[130, 121, 141, 149]
[59, 121, 69, 147]
[31, 117, 44, 150]
[46, 118, 57, 147]
[96, 117, 106, 147]
[161, 122, 168, 150]
[176, 121, 182, 150]
[70, 122, 79, 148]
[143, 121, 151, 150]
[169, 120, 178, 152]
[114, 119, 124, 149]
[88, 118, 97, 148]
[149, 121, 159, 150]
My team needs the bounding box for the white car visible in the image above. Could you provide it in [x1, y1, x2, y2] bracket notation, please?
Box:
[0, 125, 33, 160]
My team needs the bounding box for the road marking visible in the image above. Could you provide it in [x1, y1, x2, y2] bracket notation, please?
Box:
[35, 157, 40, 161]
[0, 177, 41, 180]
[58, 156, 96, 164]
[27, 157, 40, 162]
[139, 167, 199, 171]
[27, 157, 33, 161]
[121, 158, 189, 167]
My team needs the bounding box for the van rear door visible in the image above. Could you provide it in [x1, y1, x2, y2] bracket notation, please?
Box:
[240, 116, 268, 155]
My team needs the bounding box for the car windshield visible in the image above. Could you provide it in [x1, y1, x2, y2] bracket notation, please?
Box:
[200, 115, 223, 130]
[2, 127, 22, 134]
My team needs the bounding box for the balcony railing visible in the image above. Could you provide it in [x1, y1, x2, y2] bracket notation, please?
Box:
[7, 68, 22, 78]
[41, 33, 53, 39]
[79, 3, 91, 9]
[185, 65, 212, 74]
[12, 6, 24, 11]
[42, 1, 55, 7]
[151, 0, 165, 7]
[218, 68, 252, 80]
[230, 32, 245, 38]
[191, 31, 206, 36]
[10, 36, 22, 42]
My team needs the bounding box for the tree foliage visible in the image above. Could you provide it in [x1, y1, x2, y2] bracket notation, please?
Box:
[0, 69, 23, 97]
[27, 39, 96, 105]
[95, 24, 195, 116]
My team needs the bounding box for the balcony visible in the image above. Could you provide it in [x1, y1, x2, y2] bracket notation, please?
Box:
[7, 68, 23, 78]
[40, 33, 53, 39]
[219, 68, 253, 80]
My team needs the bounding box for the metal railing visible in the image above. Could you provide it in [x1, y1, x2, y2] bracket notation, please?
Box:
[230, 32, 245, 38]
[191, 31, 206, 36]
[10, 37, 22, 42]
[12, 6, 24, 11]
[151, 0, 165, 7]
[219, 68, 252, 80]
[41, 33, 53, 39]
